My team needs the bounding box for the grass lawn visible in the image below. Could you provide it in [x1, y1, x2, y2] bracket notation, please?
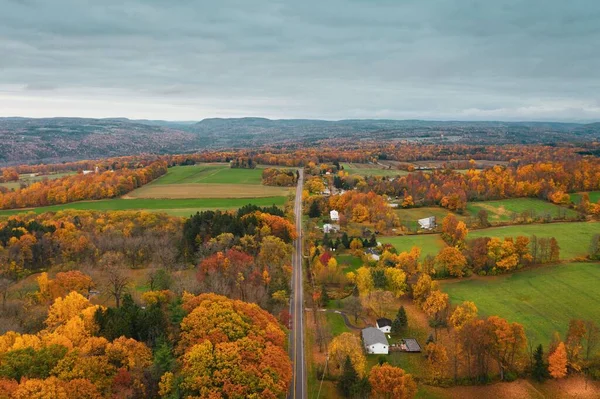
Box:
[442, 262, 600, 347]
[395, 207, 467, 231]
[468, 221, 600, 260]
[0, 197, 287, 217]
[337, 253, 364, 273]
[157, 164, 263, 185]
[466, 198, 580, 223]
[379, 234, 447, 258]
[571, 191, 600, 204]
[342, 163, 409, 177]
[325, 312, 351, 337]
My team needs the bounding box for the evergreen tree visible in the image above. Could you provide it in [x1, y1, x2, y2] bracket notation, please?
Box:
[308, 201, 321, 218]
[153, 336, 175, 373]
[397, 305, 408, 328]
[341, 233, 351, 249]
[369, 234, 377, 247]
[338, 356, 359, 398]
[392, 318, 403, 335]
[532, 344, 549, 382]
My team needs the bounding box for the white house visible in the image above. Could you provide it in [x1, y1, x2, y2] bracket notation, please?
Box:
[365, 248, 380, 262]
[376, 318, 393, 334]
[418, 216, 436, 230]
[322, 223, 340, 234]
[330, 210, 339, 222]
[362, 327, 389, 354]
[82, 170, 94, 175]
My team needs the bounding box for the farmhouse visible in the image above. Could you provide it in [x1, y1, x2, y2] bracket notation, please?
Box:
[330, 210, 339, 221]
[362, 327, 389, 354]
[365, 248, 380, 261]
[418, 216, 436, 230]
[376, 318, 392, 333]
[322, 223, 340, 234]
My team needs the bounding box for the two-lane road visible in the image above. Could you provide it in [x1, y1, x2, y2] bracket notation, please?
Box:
[289, 169, 306, 399]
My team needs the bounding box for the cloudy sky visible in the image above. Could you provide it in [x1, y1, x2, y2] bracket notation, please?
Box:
[1, 0, 599, 121]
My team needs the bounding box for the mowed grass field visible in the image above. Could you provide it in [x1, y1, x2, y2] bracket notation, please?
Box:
[0, 197, 287, 218]
[571, 191, 600, 204]
[126, 164, 291, 199]
[468, 221, 600, 260]
[466, 198, 580, 222]
[396, 207, 467, 231]
[342, 163, 409, 177]
[379, 234, 446, 258]
[442, 262, 600, 347]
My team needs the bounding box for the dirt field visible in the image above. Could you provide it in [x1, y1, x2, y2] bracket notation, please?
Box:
[125, 183, 290, 199]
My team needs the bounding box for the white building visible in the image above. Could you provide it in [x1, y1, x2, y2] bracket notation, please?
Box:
[330, 210, 339, 221]
[82, 170, 94, 175]
[362, 327, 389, 354]
[322, 223, 340, 234]
[376, 318, 392, 334]
[418, 216, 436, 230]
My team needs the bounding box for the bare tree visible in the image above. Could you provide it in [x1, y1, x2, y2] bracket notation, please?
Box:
[584, 320, 600, 360]
[0, 278, 12, 310]
[344, 295, 363, 324]
[100, 252, 130, 308]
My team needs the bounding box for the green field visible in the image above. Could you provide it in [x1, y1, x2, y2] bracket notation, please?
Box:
[442, 262, 600, 347]
[0, 172, 77, 190]
[157, 164, 263, 185]
[341, 163, 409, 177]
[395, 207, 467, 231]
[379, 234, 447, 258]
[0, 197, 286, 217]
[337, 253, 364, 273]
[571, 191, 600, 204]
[466, 198, 580, 223]
[468, 221, 599, 260]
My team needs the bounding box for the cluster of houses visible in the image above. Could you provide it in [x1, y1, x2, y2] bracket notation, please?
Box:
[361, 318, 421, 355]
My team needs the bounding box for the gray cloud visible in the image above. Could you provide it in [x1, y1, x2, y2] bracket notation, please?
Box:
[0, 0, 599, 121]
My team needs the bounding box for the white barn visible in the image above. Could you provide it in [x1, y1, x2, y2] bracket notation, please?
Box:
[362, 327, 389, 355]
[330, 210, 339, 222]
[376, 318, 393, 334]
[418, 216, 436, 230]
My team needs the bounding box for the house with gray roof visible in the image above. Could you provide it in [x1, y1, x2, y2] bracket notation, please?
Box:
[361, 327, 389, 354]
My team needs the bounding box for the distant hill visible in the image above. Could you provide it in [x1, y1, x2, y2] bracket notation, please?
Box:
[0, 117, 198, 164]
[0, 117, 598, 164]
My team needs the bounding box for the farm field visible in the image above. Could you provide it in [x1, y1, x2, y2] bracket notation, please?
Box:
[126, 183, 289, 199]
[0, 196, 286, 217]
[125, 163, 291, 199]
[156, 164, 263, 185]
[571, 191, 600, 204]
[468, 221, 600, 260]
[379, 234, 446, 258]
[0, 171, 77, 189]
[442, 262, 600, 347]
[466, 198, 580, 222]
[342, 163, 409, 177]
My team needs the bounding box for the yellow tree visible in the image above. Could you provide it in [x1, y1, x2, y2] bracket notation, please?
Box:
[328, 332, 367, 377]
[548, 342, 568, 378]
[423, 291, 449, 340]
[384, 267, 407, 297]
[425, 342, 448, 382]
[356, 266, 374, 297]
[434, 247, 467, 277]
[369, 363, 417, 399]
[412, 274, 439, 307]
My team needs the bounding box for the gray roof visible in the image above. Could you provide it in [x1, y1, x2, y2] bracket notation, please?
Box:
[362, 327, 389, 346]
[403, 338, 422, 352]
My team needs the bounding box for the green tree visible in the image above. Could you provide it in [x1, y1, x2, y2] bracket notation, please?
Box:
[321, 285, 330, 307]
[309, 200, 321, 218]
[338, 356, 359, 398]
[532, 344, 549, 382]
[397, 305, 408, 328]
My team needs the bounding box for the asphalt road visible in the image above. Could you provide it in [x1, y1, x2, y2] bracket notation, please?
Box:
[288, 169, 306, 399]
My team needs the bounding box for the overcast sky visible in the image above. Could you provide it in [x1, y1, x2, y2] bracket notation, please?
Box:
[1, 0, 599, 121]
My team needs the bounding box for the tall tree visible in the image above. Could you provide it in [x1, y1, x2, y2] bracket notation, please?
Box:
[338, 356, 359, 398]
[532, 344, 549, 382]
[548, 342, 568, 379]
[369, 363, 417, 399]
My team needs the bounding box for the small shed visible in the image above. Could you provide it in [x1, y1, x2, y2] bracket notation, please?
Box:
[400, 338, 422, 353]
[376, 318, 393, 334]
[330, 210, 339, 221]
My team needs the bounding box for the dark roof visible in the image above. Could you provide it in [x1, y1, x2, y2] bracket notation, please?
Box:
[362, 327, 389, 346]
[403, 338, 422, 352]
[376, 318, 392, 328]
